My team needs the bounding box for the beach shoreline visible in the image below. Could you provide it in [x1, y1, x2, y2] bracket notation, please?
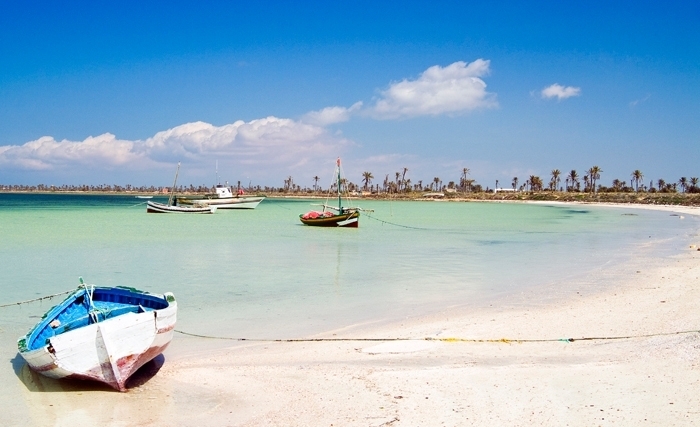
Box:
[10, 201, 700, 426]
[2, 189, 700, 208]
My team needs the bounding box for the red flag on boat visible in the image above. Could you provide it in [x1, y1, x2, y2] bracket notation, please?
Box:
[336, 158, 341, 167]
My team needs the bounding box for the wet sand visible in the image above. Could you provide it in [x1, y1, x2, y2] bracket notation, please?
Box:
[7, 203, 700, 426]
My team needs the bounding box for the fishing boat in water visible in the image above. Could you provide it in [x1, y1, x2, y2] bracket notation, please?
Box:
[300, 158, 371, 227]
[146, 200, 215, 214]
[17, 278, 177, 392]
[176, 184, 264, 209]
[146, 162, 217, 214]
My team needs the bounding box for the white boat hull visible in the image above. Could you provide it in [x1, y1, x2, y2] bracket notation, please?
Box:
[146, 201, 216, 214]
[20, 300, 177, 391]
[179, 196, 264, 209]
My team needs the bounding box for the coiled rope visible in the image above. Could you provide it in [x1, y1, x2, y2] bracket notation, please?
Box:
[174, 328, 700, 344]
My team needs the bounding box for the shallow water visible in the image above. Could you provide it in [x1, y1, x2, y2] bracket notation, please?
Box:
[0, 193, 695, 346]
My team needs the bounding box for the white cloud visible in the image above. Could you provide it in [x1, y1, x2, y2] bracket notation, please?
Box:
[0, 117, 348, 173]
[0, 134, 145, 170]
[541, 83, 581, 100]
[302, 102, 363, 126]
[372, 60, 497, 119]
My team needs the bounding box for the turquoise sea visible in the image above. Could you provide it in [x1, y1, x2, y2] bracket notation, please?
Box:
[0, 193, 695, 351]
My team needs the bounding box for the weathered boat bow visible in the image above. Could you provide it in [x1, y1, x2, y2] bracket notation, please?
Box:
[18, 279, 177, 391]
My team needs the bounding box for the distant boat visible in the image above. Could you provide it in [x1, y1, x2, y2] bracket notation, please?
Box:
[135, 195, 153, 199]
[176, 185, 264, 209]
[146, 201, 215, 214]
[146, 163, 216, 214]
[300, 158, 371, 227]
[17, 278, 177, 392]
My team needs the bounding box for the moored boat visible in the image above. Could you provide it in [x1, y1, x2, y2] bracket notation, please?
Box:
[299, 158, 371, 228]
[177, 184, 265, 209]
[146, 162, 217, 214]
[146, 200, 216, 214]
[300, 208, 360, 227]
[17, 279, 177, 392]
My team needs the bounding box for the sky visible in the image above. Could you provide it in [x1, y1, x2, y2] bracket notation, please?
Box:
[0, 0, 698, 189]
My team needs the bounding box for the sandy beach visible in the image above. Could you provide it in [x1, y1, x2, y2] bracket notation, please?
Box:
[13, 202, 700, 426]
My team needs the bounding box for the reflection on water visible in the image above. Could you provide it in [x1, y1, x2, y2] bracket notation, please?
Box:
[0, 194, 694, 345]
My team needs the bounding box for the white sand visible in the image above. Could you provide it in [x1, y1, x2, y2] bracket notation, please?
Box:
[14, 203, 700, 426]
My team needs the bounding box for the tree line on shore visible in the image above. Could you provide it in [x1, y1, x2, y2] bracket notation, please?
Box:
[279, 166, 699, 195]
[1, 166, 698, 195]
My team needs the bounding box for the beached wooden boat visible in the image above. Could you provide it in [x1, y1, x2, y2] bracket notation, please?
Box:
[176, 184, 264, 209]
[299, 158, 371, 228]
[146, 162, 217, 214]
[17, 280, 177, 392]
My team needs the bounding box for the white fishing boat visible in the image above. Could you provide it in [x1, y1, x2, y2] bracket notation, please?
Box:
[146, 162, 217, 214]
[146, 200, 216, 214]
[177, 185, 264, 209]
[17, 279, 177, 392]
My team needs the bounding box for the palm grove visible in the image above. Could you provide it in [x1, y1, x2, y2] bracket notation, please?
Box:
[2, 167, 698, 196]
[279, 166, 699, 195]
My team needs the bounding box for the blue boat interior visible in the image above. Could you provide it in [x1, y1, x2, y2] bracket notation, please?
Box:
[24, 287, 169, 352]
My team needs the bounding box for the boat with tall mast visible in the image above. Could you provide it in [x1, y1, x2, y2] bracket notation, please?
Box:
[299, 158, 371, 227]
[146, 163, 216, 214]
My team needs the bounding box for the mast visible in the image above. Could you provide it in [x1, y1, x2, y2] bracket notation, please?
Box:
[168, 162, 181, 206]
[336, 157, 342, 210]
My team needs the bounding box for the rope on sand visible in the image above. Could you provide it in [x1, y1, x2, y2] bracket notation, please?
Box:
[174, 328, 700, 344]
[0, 290, 73, 308]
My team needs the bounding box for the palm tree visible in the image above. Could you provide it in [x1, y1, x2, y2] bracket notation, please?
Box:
[401, 167, 409, 189]
[433, 177, 440, 192]
[465, 179, 475, 192]
[461, 168, 470, 193]
[536, 176, 544, 191]
[657, 178, 666, 191]
[690, 177, 699, 192]
[512, 177, 518, 191]
[495, 179, 499, 190]
[612, 179, 623, 191]
[678, 177, 688, 193]
[588, 166, 602, 193]
[567, 170, 579, 191]
[631, 170, 644, 191]
[362, 172, 373, 191]
[313, 175, 320, 192]
[550, 169, 561, 191]
[529, 175, 543, 191]
[395, 172, 401, 192]
[284, 176, 294, 192]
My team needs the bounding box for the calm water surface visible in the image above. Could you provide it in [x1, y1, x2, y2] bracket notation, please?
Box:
[0, 193, 695, 345]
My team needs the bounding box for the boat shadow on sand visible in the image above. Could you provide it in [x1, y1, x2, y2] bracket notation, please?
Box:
[10, 353, 165, 393]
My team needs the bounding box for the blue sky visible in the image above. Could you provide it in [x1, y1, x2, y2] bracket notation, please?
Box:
[1, 1, 698, 189]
